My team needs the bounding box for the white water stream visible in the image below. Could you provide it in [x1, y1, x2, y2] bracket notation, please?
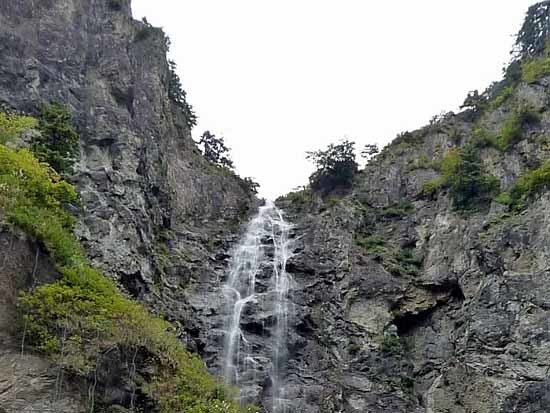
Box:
[222, 202, 293, 413]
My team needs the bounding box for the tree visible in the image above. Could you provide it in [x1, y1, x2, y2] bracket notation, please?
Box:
[514, 1, 550, 59]
[168, 60, 197, 130]
[198, 131, 234, 169]
[443, 145, 498, 209]
[306, 139, 357, 193]
[32, 103, 80, 175]
[240, 177, 260, 194]
[460, 90, 487, 113]
[361, 143, 379, 160]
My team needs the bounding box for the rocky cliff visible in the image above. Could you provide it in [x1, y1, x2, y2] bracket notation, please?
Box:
[0, 0, 255, 412]
[186, 4, 550, 412]
[267, 38, 550, 413]
[2, 1, 550, 413]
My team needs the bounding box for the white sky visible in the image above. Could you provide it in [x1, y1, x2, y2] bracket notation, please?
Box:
[132, 0, 537, 199]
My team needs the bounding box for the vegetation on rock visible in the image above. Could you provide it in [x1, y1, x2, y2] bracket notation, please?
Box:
[168, 60, 197, 130]
[423, 145, 499, 210]
[473, 105, 540, 151]
[198, 130, 234, 169]
[0, 112, 37, 144]
[32, 103, 80, 175]
[307, 140, 357, 194]
[0, 119, 249, 412]
[497, 161, 550, 210]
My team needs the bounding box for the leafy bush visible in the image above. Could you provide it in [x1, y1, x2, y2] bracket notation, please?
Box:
[355, 235, 386, 256]
[307, 140, 357, 194]
[499, 105, 540, 149]
[0, 112, 37, 144]
[472, 127, 501, 150]
[32, 103, 80, 175]
[277, 188, 312, 212]
[522, 54, 550, 82]
[472, 104, 541, 151]
[423, 146, 499, 209]
[379, 201, 414, 219]
[381, 334, 402, 354]
[488, 85, 515, 110]
[0, 144, 247, 412]
[499, 161, 550, 210]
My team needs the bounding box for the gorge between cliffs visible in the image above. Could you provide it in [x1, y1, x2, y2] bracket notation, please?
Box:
[3, 1, 550, 412]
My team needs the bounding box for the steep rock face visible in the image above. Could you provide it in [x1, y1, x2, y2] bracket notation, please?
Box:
[0, 0, 253, 290]
[268, 78, 550, 412]
[0, 0, 255, 323]
[187, 75, 550, 412]
[0, 1, 255, 411]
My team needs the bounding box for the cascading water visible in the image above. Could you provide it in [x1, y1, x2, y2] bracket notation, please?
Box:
[222, 202, 293, 413]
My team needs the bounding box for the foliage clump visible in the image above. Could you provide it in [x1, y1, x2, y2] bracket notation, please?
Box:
[307, 140, 357, 194]
[423, 145, 499, 210]
[0, 143, 247, 412]
[379, 201, 414, 219]
[0, 112, 37, 144]
[497, 161, 550, 210]
[168, 60, 197, 130]
[473, 106, 540, 151]
[198, 130, 234, 168]
[277, 187, 313, 212]
[515, 1, 550, 59]
[32, 103, 80, 175]
[355, 235, 386, 255]
[381, 333, 403, 354]
[499, 105, 540, 148]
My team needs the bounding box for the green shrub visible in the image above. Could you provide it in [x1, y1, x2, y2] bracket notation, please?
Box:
[422, 177, 445, 197]
[0, 112, 37, 144]
[522, 56, 550, 82]
[392, 249, 422, 276]
[0, 143, 247, 412]
[488, 85, 515, 109]
[381, 334, 402, 354]
[355, 235, 385, 251]
[277, 188, 312, 212]
[473, 106, 539, 151]
[32, 103, 80, 175]
[499, 105, 540, 150]
[472, 127, 501, 150]
[379, 200, 414, 219]
[501, 161, 550, 210]
[423, 146, 499, 209]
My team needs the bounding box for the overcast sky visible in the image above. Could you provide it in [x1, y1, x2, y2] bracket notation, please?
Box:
[132, 0, 536, 199]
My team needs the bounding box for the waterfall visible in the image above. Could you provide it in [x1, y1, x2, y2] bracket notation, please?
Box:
[222, 202, 293, 412]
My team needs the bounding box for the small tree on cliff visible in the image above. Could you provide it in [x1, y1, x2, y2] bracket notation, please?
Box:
[198, 130, 234, 169]
[306, 139, 358, 194]
[168, 60, 197, 130]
